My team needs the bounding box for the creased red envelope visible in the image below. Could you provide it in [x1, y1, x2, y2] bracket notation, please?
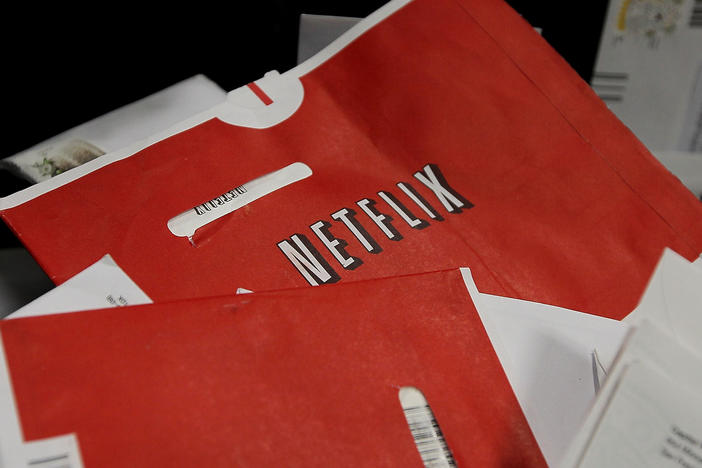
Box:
[0, 269, 546, 467]
[2, 0, 702, 319]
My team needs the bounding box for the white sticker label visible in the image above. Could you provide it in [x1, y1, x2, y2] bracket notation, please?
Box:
[167, 162, 313, 239]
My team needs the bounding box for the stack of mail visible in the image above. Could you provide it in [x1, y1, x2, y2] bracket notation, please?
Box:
[2, 0, 702, 466]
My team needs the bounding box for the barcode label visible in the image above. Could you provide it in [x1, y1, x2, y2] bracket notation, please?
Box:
[690, 0, 702, 27]
[591, 72, 629, 103]
[399, 387, 456, 468]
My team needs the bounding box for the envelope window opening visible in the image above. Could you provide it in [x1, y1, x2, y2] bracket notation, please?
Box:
[167, 162, 314, 246]
[399, 386, 457, 468]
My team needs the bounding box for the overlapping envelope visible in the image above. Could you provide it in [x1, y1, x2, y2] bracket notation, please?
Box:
[3, 2, 702, 464]
[0, 269, 551, 467]
[1, 259, 631, 466]
[2, 0, 702, 320]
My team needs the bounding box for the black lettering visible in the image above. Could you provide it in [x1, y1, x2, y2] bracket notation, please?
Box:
[194, 206, 206, 215]
[683, 446, 702, 464]
[673, 426, 701, 446]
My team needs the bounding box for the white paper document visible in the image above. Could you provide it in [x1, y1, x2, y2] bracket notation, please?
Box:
[579, 360, 702, 468]
[6, 254, 152, 319]
[460, 269, 630, 467]
[591, 0, 702, 153]
[561, 321, 702, 467]
[625, 247, 702, 355]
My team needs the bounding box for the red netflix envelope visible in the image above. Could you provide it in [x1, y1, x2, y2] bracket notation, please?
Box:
[2, 0, 702, 319]
[0, 269, 546, 467]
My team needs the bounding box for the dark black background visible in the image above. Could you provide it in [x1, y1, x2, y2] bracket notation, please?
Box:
[0, 0, 608, 249]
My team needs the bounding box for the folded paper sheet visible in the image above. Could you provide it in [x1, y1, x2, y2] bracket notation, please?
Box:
[6, 254, 152, 320]
[560, 249, 702, 466]
[578, 360, 702, 468]
[561, 321, 702, 468]
[3, 0, 702, 319]
[626, 247, 702, 354]
[462, 270, 629, 466]
[0, 269, 547, 467]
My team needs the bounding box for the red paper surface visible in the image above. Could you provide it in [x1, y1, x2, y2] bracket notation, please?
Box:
[0, 269, 546, 467]
[3, 0, 702, 319]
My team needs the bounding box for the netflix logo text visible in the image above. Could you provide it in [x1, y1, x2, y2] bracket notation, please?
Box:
[277, 164, 473, 285]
